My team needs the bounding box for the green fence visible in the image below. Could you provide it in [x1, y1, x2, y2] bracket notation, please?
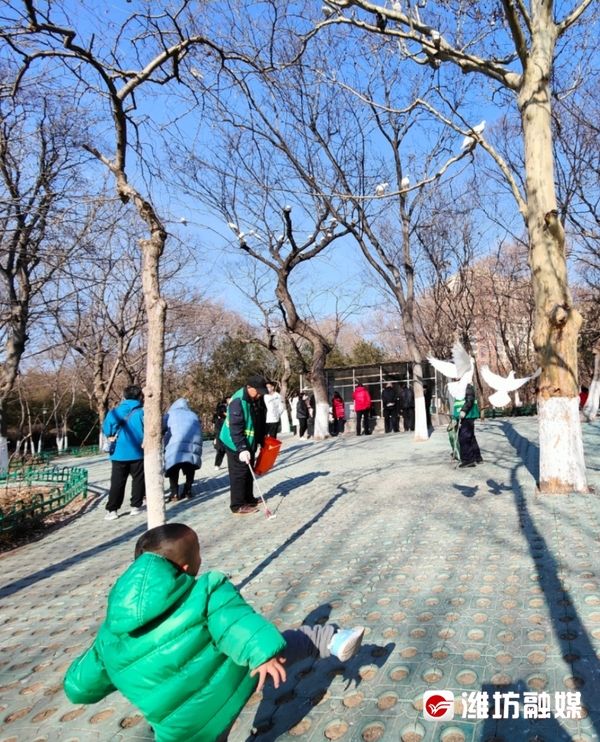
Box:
[0, 465, 88, 534]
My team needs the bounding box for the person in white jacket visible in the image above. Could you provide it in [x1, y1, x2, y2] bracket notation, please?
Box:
[264, 382, 284, 439]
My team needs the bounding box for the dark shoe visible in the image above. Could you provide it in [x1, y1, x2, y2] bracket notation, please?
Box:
[231, 505, 258, 515]
[476, 457, 483, 464]
[247, 497, 261, 507]
[459, 461, 476, 468]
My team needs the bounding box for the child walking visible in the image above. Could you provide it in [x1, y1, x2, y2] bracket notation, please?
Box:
[64, 523, 364, 741]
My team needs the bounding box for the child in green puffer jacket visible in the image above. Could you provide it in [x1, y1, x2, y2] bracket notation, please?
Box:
[64, 523, 364, 742]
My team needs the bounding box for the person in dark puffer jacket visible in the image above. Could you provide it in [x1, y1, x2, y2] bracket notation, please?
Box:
[64, 524, 365, 742]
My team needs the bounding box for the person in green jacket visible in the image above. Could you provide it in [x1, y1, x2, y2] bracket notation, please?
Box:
[64, 524, 365, 742]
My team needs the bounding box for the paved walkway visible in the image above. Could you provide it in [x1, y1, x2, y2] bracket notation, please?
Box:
[1, 418, 600, 742]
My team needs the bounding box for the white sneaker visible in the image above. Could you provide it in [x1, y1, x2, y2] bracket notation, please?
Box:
[104, 511, 118, 521]
[328, 626, 365, 662]
[130, 506, 143, 515]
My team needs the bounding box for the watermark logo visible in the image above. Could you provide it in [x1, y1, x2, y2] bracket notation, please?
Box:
[422, 691, 582, 721]
[423, 691, 455, 721]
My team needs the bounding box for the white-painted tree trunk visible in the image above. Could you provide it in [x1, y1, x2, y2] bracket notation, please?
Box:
[280, 409, 291, 434]
[583, 352, 599, 422]
[538, 398, 587, 493]
[0, 435, 8, 473]
[413, 394, 428, 441]
[314, 402, 330, 439]
[514, 391, 522, 407]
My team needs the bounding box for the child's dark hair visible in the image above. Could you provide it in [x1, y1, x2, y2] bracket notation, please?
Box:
[134, 523, 196, 564]
[124, 384, 143, 401]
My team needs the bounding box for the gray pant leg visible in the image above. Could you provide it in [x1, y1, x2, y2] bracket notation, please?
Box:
[282, 623, 336, 665]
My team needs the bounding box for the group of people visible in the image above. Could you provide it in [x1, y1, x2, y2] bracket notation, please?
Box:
[102, 386, 204, 519]
[103, 376, 287, 520]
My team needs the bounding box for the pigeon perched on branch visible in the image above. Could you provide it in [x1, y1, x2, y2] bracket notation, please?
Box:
[460, 120, 486, 150]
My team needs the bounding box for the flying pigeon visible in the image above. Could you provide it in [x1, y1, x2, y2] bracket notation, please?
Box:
[481, 365, 541, 408]
[460, 120, 486, 150]
[375, 182, 389, 195]
[428, 342, 475, 401]
[400, 176, 410, 189]
[428, 341, 473, 379]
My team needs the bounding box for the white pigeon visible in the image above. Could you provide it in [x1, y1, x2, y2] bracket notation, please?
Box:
[400, 176, 410, 189]
[427, 341, 473, 380]
[428, 342, 475, 400]
[481, 365, 541, 408]
[375, 181, 389, 196]
[460, 120, 486, 150]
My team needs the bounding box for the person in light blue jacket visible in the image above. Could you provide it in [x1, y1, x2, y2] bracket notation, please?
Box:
[163, 398, 203, 501]
[102, 385, 145, 521]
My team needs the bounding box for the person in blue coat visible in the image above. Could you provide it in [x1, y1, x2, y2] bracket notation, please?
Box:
[163, 398, 203, 501]
[102, 385, 145, 520]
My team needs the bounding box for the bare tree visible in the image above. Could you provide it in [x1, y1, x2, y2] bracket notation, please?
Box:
[2, 1, 291, 522]
[318, 0, 598, 492]
[0, 75, 90, 470]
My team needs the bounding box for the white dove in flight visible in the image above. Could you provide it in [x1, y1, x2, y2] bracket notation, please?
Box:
[428, 342, 475, 400]
[481, 365, 541, 408]
[427, 342, 473, 380]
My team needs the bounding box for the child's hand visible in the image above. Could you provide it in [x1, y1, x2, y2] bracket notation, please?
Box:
[250, 657, 287, 691]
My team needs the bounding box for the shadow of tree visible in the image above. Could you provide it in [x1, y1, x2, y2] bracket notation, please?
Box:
[478, 680, 574, 741]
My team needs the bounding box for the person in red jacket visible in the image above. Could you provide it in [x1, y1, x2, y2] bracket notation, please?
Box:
[331, 391, 346, 435]
[353, 382, 372, 436]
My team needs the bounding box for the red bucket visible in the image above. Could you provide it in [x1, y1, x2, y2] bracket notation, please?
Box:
[253, 436, 282, 475]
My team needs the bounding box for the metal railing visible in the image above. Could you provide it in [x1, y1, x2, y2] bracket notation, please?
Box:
[0, 465, 88, 533]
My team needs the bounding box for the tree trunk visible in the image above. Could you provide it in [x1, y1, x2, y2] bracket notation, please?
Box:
[309, 342, 330, 440]
[519, 24, 587, 493]
[0, 436, 7, 473]
[141, 235, 167, 528]
[583, 349, 600, 422]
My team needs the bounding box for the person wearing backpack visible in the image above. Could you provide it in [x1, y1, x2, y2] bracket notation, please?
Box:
[102, 385, 145, 520]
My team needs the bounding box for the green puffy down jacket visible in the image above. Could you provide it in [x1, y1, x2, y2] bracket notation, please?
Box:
[63, 553, 286, 741]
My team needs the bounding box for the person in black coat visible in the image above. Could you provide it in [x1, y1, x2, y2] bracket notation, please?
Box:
[382, 382, 399, 433]
[424, 383, 433, 430]
[213, 397, 230, 470]
[296, 393, 309, 438]
[398, 384, 414, 432]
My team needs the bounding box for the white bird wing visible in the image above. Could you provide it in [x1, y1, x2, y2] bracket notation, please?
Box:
[448, 368, 474, 400]
[460, 135, 474, 150]
[489, 390, 511, 408]
[482, 365, 541, 392]
[427, 356, 457, 379]
[481, 365, 510, 391]
[452, 342, 472, 378]
[508, 367, 542, 391]
[473, 120, 486, 134]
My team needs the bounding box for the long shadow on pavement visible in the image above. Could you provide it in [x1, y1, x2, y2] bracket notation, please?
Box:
[503, 427, 599, 739]
[236, 487, 347, 592]
[479, 680, 574, 740]
[0, 518, 147, 598]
